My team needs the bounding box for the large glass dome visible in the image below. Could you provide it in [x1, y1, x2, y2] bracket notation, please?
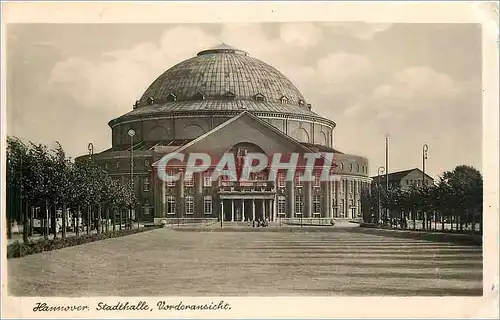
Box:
[134, 43, 316, 116]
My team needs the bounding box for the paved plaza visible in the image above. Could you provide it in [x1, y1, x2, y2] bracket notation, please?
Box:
[8, 227, 482, 296]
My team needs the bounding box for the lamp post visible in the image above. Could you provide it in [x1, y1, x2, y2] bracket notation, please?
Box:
[127, 129, 135, 230]
[422, 144, 429, 185]
[87, 143, 94, 234]
[385, 135, 389, 226]
[377, 166, 385, 225]
[422, 144, 429, 229]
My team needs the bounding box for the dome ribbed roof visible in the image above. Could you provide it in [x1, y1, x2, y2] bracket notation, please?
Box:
[138, 44, 311, 113]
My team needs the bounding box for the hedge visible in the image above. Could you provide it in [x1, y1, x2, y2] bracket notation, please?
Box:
[7, 226, 161, 259]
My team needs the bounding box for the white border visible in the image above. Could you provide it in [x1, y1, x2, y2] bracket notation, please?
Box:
[1, 1, 498, 319]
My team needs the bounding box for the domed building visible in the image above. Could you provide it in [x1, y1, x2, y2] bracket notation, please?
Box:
[87, 44, 371, 224]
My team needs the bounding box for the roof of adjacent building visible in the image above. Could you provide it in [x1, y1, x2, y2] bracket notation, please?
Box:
[136, 44, 314, 115]
[370, 168, 434, 181]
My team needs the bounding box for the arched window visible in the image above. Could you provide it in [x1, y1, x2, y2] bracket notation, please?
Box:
[357, 164, 360, 172]
[280, 95, 288, 104]
[147, 97, 155, 105]
[293, 128, 310, 143]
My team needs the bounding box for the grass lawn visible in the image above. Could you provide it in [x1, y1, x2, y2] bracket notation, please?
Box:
[7, 228, 482, 296]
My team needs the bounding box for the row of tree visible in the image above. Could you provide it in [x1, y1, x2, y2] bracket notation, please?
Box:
[6, 136, 138, 242]
[361, 165, 483, 233]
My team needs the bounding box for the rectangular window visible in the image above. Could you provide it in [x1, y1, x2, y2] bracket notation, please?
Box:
[313, 194, 321, 214]
[203, 170, 212, 187]
[341, 180, 345, 193]
[313, 171, 321, 188]
[204, 196, 212, 215]
[143, 206, 151, 216]
[143, 177, 150, 191]
[278, 196, 286, 215]
[295, 172, 303, 188]
[185, 196, 194, 215]
[340, 199, 345, 217]
[166, 196, 176, 215]
[185, 173, 194, 187]
[349, 181, 353, 194]
[295, 194, 303, 215]
[278, 172, 286, 188]
[166, 170, 176, 187]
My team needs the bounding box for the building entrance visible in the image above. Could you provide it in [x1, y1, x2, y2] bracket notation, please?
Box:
[220, 198, 273, 222]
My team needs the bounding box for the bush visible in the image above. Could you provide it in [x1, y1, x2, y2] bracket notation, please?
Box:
[7, 226, 161, 259]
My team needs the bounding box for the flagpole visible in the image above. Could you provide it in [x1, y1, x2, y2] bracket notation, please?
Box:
[385, 136, 389, 224]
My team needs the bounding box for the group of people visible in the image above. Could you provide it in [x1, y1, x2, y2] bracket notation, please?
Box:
[252, 218, 269, 228]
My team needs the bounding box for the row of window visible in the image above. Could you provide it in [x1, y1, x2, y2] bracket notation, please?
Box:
[165, 195, 213, 215]
[405, 179, 427, 187]
[143, 92, 306, 106]
[105, 159, 150, 171]
[162, 194, 363, 217]
[337, 162, 368, 174]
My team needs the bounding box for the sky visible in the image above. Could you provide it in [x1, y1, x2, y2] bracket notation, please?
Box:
[5, 22, 482, 179]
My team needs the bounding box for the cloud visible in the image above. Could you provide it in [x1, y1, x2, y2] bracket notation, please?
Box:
[324, 22, 393, 40]
[48, 26, 218, 115]
[279, 23, 323, 48]
[372, 66, 461, 101]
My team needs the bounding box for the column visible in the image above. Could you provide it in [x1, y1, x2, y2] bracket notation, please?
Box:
[231, 200, 235, 222]
[328, 181, 333, 218]
[252, 199, 256, 221]
[221, 200, 224, 222]
[261, 200, 265, 220]
[273, 195, 277, 222]
[304, 180, 312, 218]
[268, 199, 273, 222]
[194, 172, 203, 218]
[322, 181, 330, 218]
[286, 180, 295, 218]
[241, 200, 245, 222]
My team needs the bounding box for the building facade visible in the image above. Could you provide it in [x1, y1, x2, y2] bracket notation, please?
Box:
[371, 168, 434, 190]
[78, 44, 371, 223]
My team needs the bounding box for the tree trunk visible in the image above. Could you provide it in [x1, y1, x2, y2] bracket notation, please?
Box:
[422, 211, 426, 231]
[62, 203, 67, 238]
[112, 207, 116, 232]
[96, 204, 101, 234]
[76, 205, 81, 236]
[29, 206, 34, 237]
[6, 218, 12, 240]
[52, 201, 58, 239]
[412, 209, 416, 230]
[106, 206, 110, 232]
[119, 207, 123, 231]
[44, 200, 49, 240]
[86, 206, 90, 235]
[23, 200, 29, 242]
[471, 211, 475, 233]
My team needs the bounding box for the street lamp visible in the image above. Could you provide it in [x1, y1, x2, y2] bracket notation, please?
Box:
[87, 143, 94, 235]
[88, 143, 94, 162]
[422, 144, 429, 229]
[422, 144, 429, 185]
[128, 129, 135, 230]
[377, 166, 385, 225]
